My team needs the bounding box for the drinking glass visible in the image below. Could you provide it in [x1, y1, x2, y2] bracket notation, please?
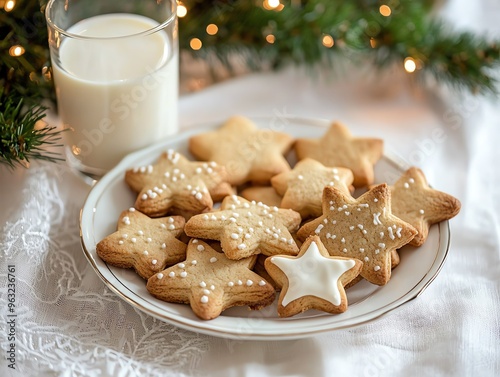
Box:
[46, 0, 178, 177]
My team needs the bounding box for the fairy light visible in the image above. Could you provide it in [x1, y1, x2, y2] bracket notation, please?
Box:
[42, 65, 52, 81]
[9, 45, 25, 57]
[322, 34, 334, 48]
[190, 38, 202, 51]
[379, 5, 392, 17]
[177, 2, 187, 18]
[263, 0, 280, 10]
[370, 38, 377, 48]
[266, 34, 276, 44]
[4, 0, 15, 11]
[206, 24, 218, 35]
[404, 57, 417, 73]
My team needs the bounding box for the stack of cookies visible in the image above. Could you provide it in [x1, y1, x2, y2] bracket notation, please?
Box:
[96, 116, 461, 320]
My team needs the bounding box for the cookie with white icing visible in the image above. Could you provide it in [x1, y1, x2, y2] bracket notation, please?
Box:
[147, 239, 275, 320]
[390, 167, 461, 246]
[96, 208, 187, 279]
[265, 236, 362, 317]
[297, 184, 417, 286]
[125, 149, 233, 217]
[184, 195, 301, 260]
[271, 158, 354, 219]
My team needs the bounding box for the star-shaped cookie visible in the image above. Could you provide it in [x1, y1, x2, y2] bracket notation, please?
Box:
[146, 239, 275, 320]
[297, 184, 417, 285]
[390, 167, 461, 247]
[240, 186, 283, 208]
[96, 208, 187, 279]
[184, 195, 301, 260]
[189, 116, 294, 185]
[271, 158, 354, 219]
[294, 122, 383, 188]
[265, 236, 362, 317]
[125, 150, 233, 217]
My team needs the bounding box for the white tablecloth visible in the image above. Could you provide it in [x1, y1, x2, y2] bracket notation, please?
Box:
[1, 1, 500, 375]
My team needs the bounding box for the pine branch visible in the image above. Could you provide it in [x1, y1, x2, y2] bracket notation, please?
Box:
[0, 0, 63, 168]
[0, 95, 64, 169]
[180, 0, 500, 94]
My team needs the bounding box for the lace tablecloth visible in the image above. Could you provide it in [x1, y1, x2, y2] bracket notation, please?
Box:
[2, 1, 500, 375]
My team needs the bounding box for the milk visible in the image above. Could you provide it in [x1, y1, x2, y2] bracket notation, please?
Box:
[52, 13, 178, 172]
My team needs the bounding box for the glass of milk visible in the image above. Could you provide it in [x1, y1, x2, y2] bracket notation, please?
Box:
[45, 0, 178, 177]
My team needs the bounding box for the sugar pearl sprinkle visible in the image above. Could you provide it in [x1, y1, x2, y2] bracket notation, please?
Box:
[404, 178, 415, 189]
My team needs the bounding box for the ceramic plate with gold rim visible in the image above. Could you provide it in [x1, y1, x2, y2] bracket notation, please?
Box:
[80, 117, 450, 340]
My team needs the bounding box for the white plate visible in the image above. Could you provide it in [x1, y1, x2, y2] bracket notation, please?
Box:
[80, 117, 450, 340]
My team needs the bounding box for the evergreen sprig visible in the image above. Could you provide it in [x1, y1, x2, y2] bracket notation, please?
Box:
[180, 0, 500, 94]
[0, 95, 64, 168]
[1, 0, 61, 168]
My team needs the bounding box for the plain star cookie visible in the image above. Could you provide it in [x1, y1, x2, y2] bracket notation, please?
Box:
[390, 167, 461, 246]
[184, 195, 301, 260]
[146, 239, 275, 320]
[189, 116, 294, 185]
[264, 236, 362, 317]
[294, 122, 383, 188]
[240, 186, 283, 208]
[125, 149, 233, 217]
[297, 184, 417, 285]
[96, 208, 187, 279]
[271, 158, 354, 219]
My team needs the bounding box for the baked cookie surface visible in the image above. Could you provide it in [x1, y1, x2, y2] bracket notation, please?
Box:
[185, 195, 301, 260]
[240, 186, 283, 208]
[298, 184, 417, 285]
[189, 116, 294, 185]
[390, 167, 461, 246]
[147, 239, 275, 320]
[271, 158, 354, 219]
[125, 149, 233, 217]
[294, 122, 383, 187]
[96, 208, 187, 279]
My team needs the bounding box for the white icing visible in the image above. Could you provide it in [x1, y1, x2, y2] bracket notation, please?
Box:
[271, 241, 356, 307]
